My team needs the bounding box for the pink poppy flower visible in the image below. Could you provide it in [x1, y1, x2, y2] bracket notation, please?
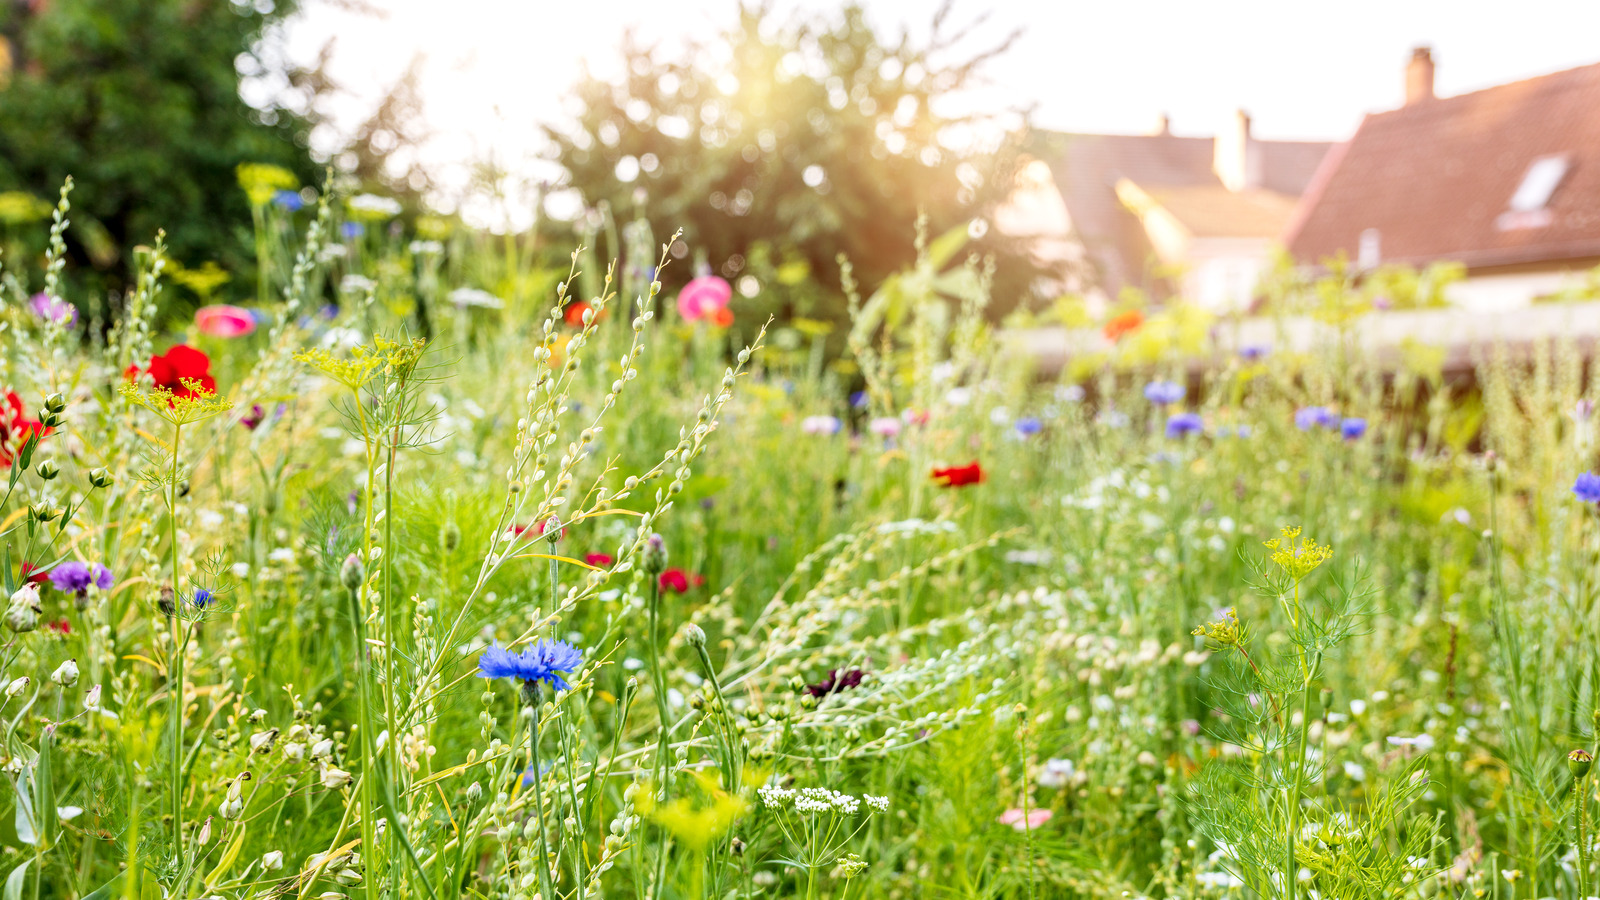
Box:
[195, 304, 257, 338]
[997, 808, 1052, 832]
[676, 276, 732, 322]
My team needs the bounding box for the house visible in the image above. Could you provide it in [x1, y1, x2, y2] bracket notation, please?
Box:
[999, 116, 1332, 311]
[1287, 48, 1600, 312]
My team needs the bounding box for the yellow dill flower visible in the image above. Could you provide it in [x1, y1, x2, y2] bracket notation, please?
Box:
[118, 380, 234, 426]
[236, 163, 298, 207]
[1192, 607, 1244, 648]
[639, 771, 748, 852]
[1263, 526, 1333, 581]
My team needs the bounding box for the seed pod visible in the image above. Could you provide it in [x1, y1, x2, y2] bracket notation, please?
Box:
[340, 554, 365, 591]
[5, 585, 42, 634]
[1570, 748, 1594, 779]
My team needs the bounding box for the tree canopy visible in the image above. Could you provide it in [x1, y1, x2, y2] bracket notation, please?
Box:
[547, 2, 1034, 322]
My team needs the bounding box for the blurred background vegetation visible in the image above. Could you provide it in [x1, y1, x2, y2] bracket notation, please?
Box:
[0, 0, 1038, 330]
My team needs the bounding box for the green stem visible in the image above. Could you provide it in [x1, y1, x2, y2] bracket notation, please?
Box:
[347, 583, 380, 900]
[168, 422, 185, 849]
[528, 692, 555, 900]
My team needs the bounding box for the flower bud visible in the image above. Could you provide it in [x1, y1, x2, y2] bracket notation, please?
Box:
[441, 523, 461, 552]
[683, 623, 706, 649]
[340, 554, 364, 592]
[1571, 748, 1594, 779]
[320, 766, 353, 789]
[311, 738, 334, 760]
[35, 460, 58, 481]
[43, 393, 65, 414]
[641, 533, 668, 576]
[5, 677, 28, 698]
[5, 584, 42, 634]
[83, 685, 101, 712]
[220, 796, 243, 820]
[465, 782, 483, 803]
[88, 468, 114, 489]
[51, 658, 79, 687]
[197, 816, 213, 846]
[29, 502, 58, 523]
[261, 850, 284, 871]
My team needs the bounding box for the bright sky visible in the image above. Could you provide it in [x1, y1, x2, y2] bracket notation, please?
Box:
[282, 0, 1600, 226]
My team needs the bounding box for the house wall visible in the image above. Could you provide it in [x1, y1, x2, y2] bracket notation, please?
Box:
[1184, 237, 1274, 312]
[1447, 266, 1598, 312]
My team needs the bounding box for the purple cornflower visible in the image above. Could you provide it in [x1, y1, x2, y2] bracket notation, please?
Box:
[1239, 344, 1270, 362]
[478, 639, 584, 693]
[1165, 412, 1204, 439]
[1575, 472, 1600, 504]
[48, 562, 113, 596]
[1295, 406, 1338, 430]
[1341, 418, 1368, 440]
[342, 221, 364, 239]
[1014, 417, 1043, 438]
[29, 293, 78, 328]
[1144, 381, 1185, 405]
[273, 190, 304, 211]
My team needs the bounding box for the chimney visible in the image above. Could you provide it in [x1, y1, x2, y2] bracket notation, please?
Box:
[1213, 109, 1260, 192]
[1153, 113, 1171, 136]
[1405, 46, 1435, 105]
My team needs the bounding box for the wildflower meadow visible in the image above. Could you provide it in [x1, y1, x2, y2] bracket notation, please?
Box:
[4, 175, 1600, 900]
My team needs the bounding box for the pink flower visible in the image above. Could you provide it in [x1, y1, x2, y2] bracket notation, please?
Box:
[676, 276, 732, 322]
[195, 305, 257, 338]
[997, 808, 1052, 832]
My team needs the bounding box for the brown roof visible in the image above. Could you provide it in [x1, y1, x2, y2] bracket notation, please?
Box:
[1139, 184, 1300, 238]
[1287, 60, 1600, 270]
[1032, 130, 1333, 296]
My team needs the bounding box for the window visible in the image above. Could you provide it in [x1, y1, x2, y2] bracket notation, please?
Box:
[1358, 229, 1381, 269]
[1509, 155, 1569, 212]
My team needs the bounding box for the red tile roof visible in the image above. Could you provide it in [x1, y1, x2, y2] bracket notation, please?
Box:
[1032, 131, 1331, 296]
[1287, 61, 1600, 270]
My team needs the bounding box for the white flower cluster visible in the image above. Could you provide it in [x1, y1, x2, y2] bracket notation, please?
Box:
[347, 193, 402, 217]
[758, 784, 889, 816]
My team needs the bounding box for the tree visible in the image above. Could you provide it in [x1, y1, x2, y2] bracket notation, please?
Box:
[546, 1, 1034, 323]
[0, 0, 318, 302]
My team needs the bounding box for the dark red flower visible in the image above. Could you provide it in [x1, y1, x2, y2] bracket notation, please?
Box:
[584, 553, 614, 567]
[659, 568, 691, 593]
[0, 391, 50, 467]
[931, 462, 984, 488]
[125, 344, 217, 399]
[241, 404, 266, 430]
[45, 619, 71, 636]
[806, 668, 865, 698]
[18, 562, 50, 585]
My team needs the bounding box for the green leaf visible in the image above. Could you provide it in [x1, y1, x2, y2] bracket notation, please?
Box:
[78, 873, 123, 900]
[925, 223, 970, 270]
[3, 859, 29, 900]
[13, 766, 36, 846]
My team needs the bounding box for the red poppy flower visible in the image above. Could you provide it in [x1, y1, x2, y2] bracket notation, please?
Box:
[659, 568, 691, 593]
[931, 462, 984, 487]
[18, 562, 50, 585]
[584, 553, 614, 567]
[0, 392, 50, 467]
[708, 306, 734, 328]
[45, 619, 71, 636]
[125, 345, 217, 399]
[1103, 310, 1144, 342]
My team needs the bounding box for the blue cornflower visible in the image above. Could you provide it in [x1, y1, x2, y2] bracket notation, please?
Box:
[49, 562, 114, 596]
[1295, 406, 1338, 430]
[1341, 417, 1368, 440]
[1014, 417, 1043, 438]
[192, 588, 216, 609]
[342, 221, 364, 239]
[478, 639, 585, 693]
[1144, 381, 1185, 405]
[273, 190, 304, 212]
[1165, 412, 1204, 439]
[1575, 472, 1600, 504]
[849, 391, 869, 409]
